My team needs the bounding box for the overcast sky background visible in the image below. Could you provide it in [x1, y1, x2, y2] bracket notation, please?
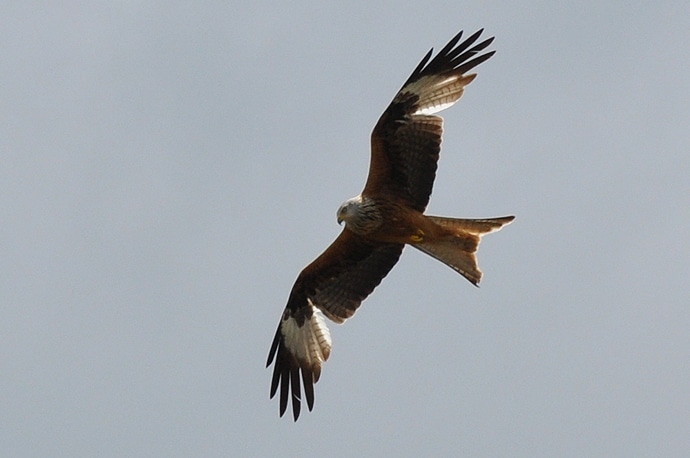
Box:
[2, 1, 689, 456]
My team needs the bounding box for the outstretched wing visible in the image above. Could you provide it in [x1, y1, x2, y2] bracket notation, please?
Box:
[267, 229, 403, 420]
[365, 29, 495, 211]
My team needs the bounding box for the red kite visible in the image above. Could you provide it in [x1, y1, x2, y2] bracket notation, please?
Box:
[267, 29, 514, 420]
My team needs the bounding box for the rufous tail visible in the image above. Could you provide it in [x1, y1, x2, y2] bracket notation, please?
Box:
[412, 215, 514, 285]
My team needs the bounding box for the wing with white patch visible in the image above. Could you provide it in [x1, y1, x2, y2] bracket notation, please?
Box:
[267, 229, 403, 420]
[398, 28, 494, 115]
[267, 303, 331, 421]
[366, 29, 495, 211]
[403, 73, 477, 116]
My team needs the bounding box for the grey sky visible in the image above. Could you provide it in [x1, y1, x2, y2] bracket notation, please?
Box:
[2, 1, 689, 456]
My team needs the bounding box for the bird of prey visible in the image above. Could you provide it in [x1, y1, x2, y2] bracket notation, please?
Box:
[267, 29, 514, 421]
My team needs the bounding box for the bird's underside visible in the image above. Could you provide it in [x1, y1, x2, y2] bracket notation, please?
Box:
[267, 29, 514, 421]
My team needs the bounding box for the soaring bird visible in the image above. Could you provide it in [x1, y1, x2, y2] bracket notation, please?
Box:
[267, 29, 514, 420]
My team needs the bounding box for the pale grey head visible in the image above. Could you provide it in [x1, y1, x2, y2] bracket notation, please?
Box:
[336, 194, 382, 235]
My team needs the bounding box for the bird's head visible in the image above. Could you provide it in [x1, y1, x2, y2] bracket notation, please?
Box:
[337, 195, 363, 225]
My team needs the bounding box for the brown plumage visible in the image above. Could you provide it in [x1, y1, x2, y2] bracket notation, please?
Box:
[267, 29, 514, 421]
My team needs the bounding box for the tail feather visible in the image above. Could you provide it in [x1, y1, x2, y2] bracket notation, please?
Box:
[412, 215, 514, 285]
[427, 215, 515, 235]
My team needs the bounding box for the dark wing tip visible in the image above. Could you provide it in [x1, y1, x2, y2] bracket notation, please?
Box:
[409, 48, 434, 81]
[302, 369, 315, 412]
[454, 50, 496, 76]
[402, 28, 495, 87]
[290, 368, 302, 421]
[267, 323, 317, 421]
[266, 327, 280, 368]
[436, 30, 464, 58]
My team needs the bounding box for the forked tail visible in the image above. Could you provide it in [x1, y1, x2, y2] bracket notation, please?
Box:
[412, 215, 514, 285]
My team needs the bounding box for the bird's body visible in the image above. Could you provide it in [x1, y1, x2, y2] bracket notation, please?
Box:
[339, 194, 423, 242]
[267, 29, 514, 420]
[340, 193, 513, 282]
